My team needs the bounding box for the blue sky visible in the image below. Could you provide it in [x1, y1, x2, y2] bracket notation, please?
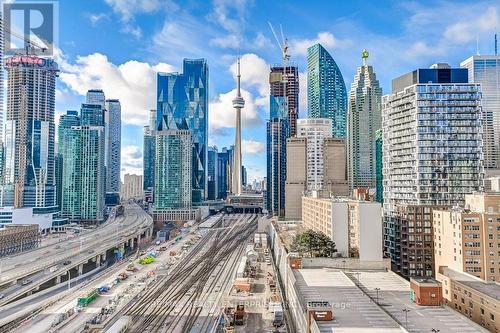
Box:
[52, 0, 500, 182]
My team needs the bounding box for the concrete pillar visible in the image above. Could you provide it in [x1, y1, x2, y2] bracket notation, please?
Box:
[96, 255, 101, 266]
[130, 238, 135, 249]
[78, 264, 83, 275]
[56, 275, 61, 284]
[101, 252, 106, 261]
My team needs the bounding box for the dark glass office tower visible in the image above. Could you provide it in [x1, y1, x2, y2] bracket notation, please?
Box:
[157, 59, 208, 204]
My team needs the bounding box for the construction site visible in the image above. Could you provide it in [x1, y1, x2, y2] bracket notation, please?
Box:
[219, 232, 287, 333]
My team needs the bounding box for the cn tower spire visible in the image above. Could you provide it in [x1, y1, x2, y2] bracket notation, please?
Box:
[232, 57, 245, 196]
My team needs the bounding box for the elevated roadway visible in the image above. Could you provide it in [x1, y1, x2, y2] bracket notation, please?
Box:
[0, 204, 153, 307]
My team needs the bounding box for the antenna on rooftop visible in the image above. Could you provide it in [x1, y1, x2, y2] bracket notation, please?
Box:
[495, 33, 498, 56]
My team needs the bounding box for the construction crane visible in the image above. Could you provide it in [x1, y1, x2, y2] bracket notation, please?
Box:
[3, 26, 48, 55]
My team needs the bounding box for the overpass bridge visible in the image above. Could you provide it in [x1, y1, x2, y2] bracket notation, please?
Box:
[0, 204, 153, 306]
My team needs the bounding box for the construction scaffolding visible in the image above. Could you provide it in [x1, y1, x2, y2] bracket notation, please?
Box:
[0, 224, 40, 257]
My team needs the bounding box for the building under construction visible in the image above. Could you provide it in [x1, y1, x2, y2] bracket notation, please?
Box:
[0, 224, 40, 257]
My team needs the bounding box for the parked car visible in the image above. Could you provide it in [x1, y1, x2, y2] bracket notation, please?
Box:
[0, 293, 5, 299]
[63, 260, 71, 265]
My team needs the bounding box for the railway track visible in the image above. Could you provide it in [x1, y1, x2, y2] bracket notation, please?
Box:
[123, 214, 258, 333]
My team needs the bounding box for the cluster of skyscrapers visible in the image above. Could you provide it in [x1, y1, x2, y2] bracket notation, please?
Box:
[58, 92, 122, 223]
[265, 39, 500, 286]
[143, 58, 253, 226]
[0, 52, 121, 228]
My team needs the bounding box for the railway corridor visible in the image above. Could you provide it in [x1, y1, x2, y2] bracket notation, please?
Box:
[123, 213, 258, 333]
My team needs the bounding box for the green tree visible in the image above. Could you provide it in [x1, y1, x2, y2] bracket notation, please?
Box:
[291, 229, 337, 258]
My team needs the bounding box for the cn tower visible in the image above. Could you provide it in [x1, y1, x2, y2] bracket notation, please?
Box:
[232, 57, 245, 196]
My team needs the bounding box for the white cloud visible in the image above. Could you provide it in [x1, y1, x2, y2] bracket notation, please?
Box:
[104, 0, 176, 38]
[87, 13, 109, 26]
[208, 53, 269, 137]
[121, 145, 143, 176]
[59, 53, 175, 126]
[290, 32, 350, 56]
[152, 18, 211, 61]
[229, 53, 269, 96]
[242, 140, 264, 155]
[104, 0, 163, 22]
[208, 0, 251, 33]
[210, 34, 240, 48]
[209, 88, 263, 134]
[444, 6, 499, 44]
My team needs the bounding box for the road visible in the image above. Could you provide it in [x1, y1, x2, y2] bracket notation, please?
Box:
[0, 204, 152, 308]
[121, 213, 258, 333]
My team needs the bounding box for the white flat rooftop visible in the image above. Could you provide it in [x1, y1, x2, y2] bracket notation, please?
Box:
[294, 269, 403, 332]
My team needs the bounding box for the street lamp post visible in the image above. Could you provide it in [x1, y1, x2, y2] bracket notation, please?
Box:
[402, 308, 410, 328]
[355, 272, 361, 286]
[375, 287, 381, 304]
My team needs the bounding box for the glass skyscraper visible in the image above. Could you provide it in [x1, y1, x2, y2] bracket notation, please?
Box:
[382, 64, 484, 276]
[59, 107, 105, 223]
[143, 110, 156, 192]
[217, 146, 233, 200]
[461, 55, 500, 172]
[266, 90, 288, 216]
[1, 56, 58, 209]
[157, 59, 208, 204]
[307, 43, 347, 138]
[207, 146, 218, 200]
[347, 50, 382, 190]
[154, 130, 192, 209]
[86, 89, 105, 109]
[105, 99, 121, 193]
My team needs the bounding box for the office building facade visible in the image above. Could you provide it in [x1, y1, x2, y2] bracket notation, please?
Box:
[143, 110, 156, 192]
[86, 89, 105, 109]
[285, 137, 307, 219]
[207, 146, 218, 200]
[217, 146, 233, 200]
[461, 55, 500, 173]
[347, 50, 382, 190]
[267, 98, 288, 216]
[307, 43, 347, 138]
[157, 59, 208, 204]
[382, 64, 484, 276]
[323, 138, 349, 196]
